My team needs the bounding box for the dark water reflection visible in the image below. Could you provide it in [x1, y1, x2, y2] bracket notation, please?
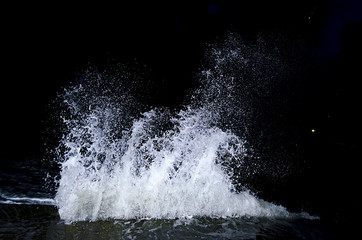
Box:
[1, 204, 356, 239]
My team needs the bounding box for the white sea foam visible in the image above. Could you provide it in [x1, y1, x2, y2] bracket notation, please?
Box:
[55, 107, 291, 223]
[0, 193, 55, 206]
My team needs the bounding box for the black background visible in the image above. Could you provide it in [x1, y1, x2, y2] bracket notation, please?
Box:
[0, 1, 331, 158]
[1, 0, 361, 226]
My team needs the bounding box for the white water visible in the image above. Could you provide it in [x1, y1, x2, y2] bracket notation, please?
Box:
[0, 193, 55, 206]
[55, 107, 291, 223]
[53, 35, 314, 223]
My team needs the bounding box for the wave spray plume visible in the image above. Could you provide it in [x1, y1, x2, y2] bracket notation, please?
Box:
[53, 34, 311, 223]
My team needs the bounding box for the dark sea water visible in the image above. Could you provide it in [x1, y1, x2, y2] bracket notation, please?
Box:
[0, 158, 358, 240]
[1, 158, 360, 239]
[0, 205, 333, 239]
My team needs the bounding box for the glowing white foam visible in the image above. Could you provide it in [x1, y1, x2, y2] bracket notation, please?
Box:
[55, 109, 290, 223]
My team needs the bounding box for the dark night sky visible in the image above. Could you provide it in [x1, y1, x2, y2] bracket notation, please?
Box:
[1, 0, 361, 160]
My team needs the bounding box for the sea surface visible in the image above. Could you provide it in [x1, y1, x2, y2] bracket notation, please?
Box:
[0, 160, 355, 239]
